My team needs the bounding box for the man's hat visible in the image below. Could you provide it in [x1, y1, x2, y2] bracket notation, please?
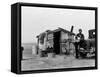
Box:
[79, 29, 82, 31]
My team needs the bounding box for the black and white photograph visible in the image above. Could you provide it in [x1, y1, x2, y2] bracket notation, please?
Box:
[21, 5, 96, 71]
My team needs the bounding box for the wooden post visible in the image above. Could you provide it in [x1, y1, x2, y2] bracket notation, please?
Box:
[37, 38, 39, 54]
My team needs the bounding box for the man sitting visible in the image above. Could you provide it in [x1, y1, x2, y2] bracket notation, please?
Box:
[75, 29, 86, 58]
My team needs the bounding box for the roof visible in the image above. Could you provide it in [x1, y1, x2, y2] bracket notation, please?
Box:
[89, 29, 95, 32]
[53, 27, 75, 35]
[36, 27, 75, 38]
[36, 32, 45, 38]
[36, 30, 53, 38]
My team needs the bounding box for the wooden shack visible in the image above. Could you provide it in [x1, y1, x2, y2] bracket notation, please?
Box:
[36, 27, 75, 56]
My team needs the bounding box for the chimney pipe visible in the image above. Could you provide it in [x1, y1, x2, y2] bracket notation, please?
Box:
[71, 26, 74, 32]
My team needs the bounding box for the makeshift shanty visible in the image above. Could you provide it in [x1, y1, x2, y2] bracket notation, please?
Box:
[36, 27, 75, 56]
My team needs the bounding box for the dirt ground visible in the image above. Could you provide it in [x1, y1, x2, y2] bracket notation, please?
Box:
[21, 54, 95, 71]
[21, 43, 95, 71]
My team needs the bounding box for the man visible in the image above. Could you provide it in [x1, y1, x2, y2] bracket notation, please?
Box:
[75, 29, 85, 58]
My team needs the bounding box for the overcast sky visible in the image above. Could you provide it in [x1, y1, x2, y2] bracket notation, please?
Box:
[21, 6, 95, 43]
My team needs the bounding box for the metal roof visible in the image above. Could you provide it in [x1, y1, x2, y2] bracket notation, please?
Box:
[53, 27, 75, 35]
[36, 27, 75, 38]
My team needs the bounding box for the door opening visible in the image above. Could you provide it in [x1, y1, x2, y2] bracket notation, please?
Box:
[53, 31, 60, 54]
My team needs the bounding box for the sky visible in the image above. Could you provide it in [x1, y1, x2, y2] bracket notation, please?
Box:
[21, 6, 95, 43]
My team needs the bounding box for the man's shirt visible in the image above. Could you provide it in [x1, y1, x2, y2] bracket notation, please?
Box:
[76, 33, 84, 40]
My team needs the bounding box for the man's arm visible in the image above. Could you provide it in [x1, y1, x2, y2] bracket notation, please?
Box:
[82, 34, 85, 40]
